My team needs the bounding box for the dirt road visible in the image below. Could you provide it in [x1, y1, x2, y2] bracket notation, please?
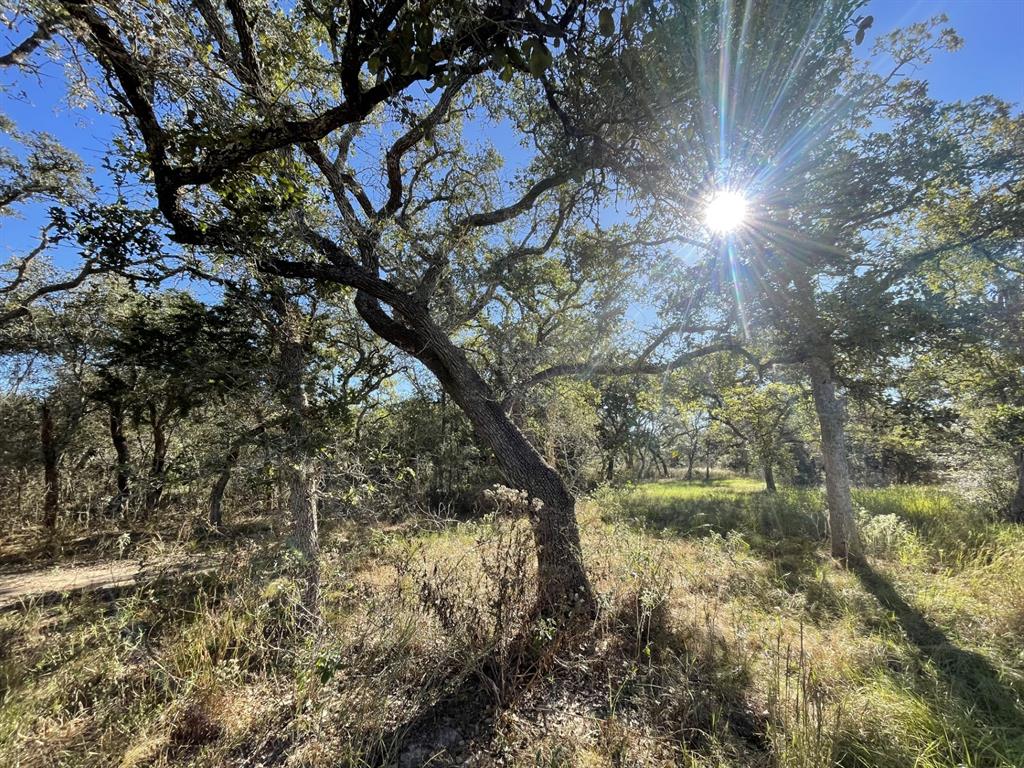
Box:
[0, 557, 211, 609]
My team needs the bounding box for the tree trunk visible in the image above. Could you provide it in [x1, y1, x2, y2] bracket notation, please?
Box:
[606, 452, 615, 482]
[144, 403, 167, 514]
[40, 401, 59, 529]
[356, 293, 594, 617]
[807, 357, 863, 562]
[1010, 448, 1024, 523]
[108, 400, 130, 516]
[208, 443, 241, 529]
[209, 424, 266, 529]
[763, 463, 777, 493]
[278, 304, 321, 614]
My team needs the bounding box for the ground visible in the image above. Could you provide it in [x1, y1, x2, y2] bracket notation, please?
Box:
[1, 477, 1022, 767]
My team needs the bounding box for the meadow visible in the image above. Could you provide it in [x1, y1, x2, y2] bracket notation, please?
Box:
[2, 477, 1021, 768]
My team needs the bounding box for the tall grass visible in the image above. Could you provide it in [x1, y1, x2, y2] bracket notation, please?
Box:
[1, 479, 1021, 766]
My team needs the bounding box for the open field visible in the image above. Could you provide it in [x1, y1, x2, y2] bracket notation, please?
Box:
[2, 479, 1021, 768]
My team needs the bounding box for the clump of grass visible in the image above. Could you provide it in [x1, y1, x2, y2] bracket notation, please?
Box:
[765, 626, 841, 768]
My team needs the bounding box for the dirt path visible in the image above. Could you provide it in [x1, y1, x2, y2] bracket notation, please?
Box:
[0, 557, 212, 609]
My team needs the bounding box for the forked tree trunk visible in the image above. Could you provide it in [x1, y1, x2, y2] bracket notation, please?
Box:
[763, 463, 777, 493]
[208, 443, 241, 529]
[108, 400, 130, 516]
[208, 424, 266, 529]
[41, 401, 59, 529]
[278, 304, 321, 614]
[144, 404, 167, 514]
[1010, 448, 1024, 523]
[356, 293, 594, 617]
[807, 357, 863, 562]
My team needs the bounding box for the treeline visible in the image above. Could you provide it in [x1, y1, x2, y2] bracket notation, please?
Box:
[3, 316, 1008, 530]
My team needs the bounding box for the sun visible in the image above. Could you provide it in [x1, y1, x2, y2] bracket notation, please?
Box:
[705, 190, 749, 234]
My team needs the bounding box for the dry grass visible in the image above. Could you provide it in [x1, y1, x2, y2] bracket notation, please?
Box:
[1, 480, 1022, 767]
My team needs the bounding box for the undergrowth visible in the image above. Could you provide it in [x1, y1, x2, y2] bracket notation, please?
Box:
[0, 479, 1021, 767]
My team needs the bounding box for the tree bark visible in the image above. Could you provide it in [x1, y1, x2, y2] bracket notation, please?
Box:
[807, 356, 863, 562]
[1010, 448, 1024, 523]
[763, 462, 777, 493]
[208, 443, 240, 529]
[278, 303, 321, 614]
[356, 292, 594, 617]
[144, 403, 167, 514]
[108, 400, 130, 516]
[40, 401, 59, 529]
[208, 424, 267, 529]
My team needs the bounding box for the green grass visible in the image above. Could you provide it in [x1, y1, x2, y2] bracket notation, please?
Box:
[1, 477, 1022, 767]
[593, 477, 1024, 768]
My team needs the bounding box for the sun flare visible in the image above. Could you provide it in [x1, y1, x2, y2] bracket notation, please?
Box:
[705, 190, 749, 234]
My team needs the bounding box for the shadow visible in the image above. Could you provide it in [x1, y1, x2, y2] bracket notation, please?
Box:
[610, 486, 826, 543]
[611, 487, 841, 599]
[369, 673, 499, 767]
[368, 605, 774, 766]
[854, 562, 1024, 734]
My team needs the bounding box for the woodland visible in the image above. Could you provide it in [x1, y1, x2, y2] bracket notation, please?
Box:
[0, 0, 1022, 766]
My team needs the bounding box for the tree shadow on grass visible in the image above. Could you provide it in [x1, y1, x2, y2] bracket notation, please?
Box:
[610, 489, 843, 609]
[853, 562, 1024, 739]
[369, 673, 499, 767]
[611, 487, 826, 541]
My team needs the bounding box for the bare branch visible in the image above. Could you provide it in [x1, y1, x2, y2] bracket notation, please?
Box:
[0, 17, 57, 68]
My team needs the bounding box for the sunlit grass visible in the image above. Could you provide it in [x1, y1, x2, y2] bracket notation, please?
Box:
[1, 479, 1022, 767]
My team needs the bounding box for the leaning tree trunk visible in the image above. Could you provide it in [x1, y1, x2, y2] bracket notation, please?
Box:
[1010, 448, 1024, 523]
[356, 293, 594, 618]
[807, 357, 863, 562]
[278, 305, 321, 615]
[763, 462, 777, 493]
[655, 449, 668, 477]
[40, 401, 59, 529]
[108, 400, 130, 516]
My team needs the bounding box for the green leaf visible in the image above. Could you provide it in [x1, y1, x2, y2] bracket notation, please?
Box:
[528, 43, 552, 77]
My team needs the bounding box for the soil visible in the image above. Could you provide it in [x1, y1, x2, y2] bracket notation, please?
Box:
[0, 556, 213, 609]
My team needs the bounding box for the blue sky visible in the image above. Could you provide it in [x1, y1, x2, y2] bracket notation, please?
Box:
[867, 0, 1023, 103]
[2, 1, 1022, 268]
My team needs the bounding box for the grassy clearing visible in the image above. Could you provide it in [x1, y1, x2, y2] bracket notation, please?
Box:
[1, 479, 1022, 767]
